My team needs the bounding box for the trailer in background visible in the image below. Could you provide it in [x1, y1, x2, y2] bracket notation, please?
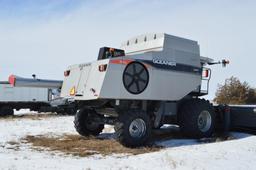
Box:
[0, 81, 51, 116]
[0, 75, 77, 116]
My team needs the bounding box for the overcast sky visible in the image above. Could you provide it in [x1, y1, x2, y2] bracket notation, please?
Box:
[0, 0, 255, 99]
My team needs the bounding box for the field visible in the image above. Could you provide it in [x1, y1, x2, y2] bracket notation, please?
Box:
[0, 111, 256, 170]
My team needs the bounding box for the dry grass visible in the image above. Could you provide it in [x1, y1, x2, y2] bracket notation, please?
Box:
[22, 134, 161, 157]
[7, 124, 237, 157]
[19, 127, 236, 158]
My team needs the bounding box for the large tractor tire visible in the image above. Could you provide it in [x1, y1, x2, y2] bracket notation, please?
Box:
[0, 106, 14, 116]
[74, 108, 104, 136]
[65, 107, 77, 115]
[178, 99, 215, 138]
[114, 109, 152, 147]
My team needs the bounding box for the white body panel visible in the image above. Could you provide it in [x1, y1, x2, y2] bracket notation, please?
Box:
[61, 59, 109, 100]
[61, 33, 203, 101]
[0, 83, 49, 102]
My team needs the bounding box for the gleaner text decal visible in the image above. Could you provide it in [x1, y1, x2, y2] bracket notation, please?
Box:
[152, 58, 176, 66]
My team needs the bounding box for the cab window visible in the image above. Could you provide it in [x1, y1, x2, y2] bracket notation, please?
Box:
[98, 47, 125, 60]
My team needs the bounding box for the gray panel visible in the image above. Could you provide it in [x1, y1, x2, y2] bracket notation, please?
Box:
[0, 84, 49, 102]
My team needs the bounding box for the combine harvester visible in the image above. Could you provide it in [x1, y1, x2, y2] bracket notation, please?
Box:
[11, 33, 256, 147]
[60, 33, 256, 147]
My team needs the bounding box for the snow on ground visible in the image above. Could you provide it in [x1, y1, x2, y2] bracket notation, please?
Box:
[13, 109, 38, 116]
[0, 112, 256, 170]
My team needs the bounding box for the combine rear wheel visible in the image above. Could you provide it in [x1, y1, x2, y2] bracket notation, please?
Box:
[115, 109, 152, 147]
[74, 108, 104, 136]
[178, 99, 215, 138]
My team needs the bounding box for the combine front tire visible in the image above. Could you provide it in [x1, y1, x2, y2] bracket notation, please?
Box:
[178, 99, 215, 138]
[115, 109, 152, 147]
[65, 108, 77, 115]
[74, 108, 104, 136]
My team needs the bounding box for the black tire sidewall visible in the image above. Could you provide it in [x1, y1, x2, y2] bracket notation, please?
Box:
[179, 99, 215, 138]
[65, 108, 77, 115]
[115, 109, 152, 147]
[74, 108, 104, 136]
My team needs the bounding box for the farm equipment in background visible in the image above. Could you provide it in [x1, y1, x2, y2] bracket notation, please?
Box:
[0, 81, 51, 116]
[60, 33, 256, 147]
[0, 75, 77, 116]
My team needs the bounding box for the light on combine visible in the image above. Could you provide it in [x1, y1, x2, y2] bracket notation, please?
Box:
[203, 70, 209, 77]
[70, 86, 76, 96]
[64, 70, 70, 77]
[202, 69, 210, 78]
[99, 64, 108, 72]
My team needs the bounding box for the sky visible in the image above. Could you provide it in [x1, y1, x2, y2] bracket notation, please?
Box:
[0, 0, 255, 99]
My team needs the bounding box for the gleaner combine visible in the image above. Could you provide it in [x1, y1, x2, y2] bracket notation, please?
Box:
[59, 33, 255, 147]
[10, 33, 256, 147]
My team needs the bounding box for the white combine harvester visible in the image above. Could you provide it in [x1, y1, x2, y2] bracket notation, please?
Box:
[60, 33, 236, 147]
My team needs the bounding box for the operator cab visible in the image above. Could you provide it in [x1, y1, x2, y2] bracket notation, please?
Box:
[97, 47, 125, 60]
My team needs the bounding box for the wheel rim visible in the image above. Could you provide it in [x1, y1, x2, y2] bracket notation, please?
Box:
[197, 110, 212, 132]
[129, 118, 147, 138]
[123, 62, 149, 94]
